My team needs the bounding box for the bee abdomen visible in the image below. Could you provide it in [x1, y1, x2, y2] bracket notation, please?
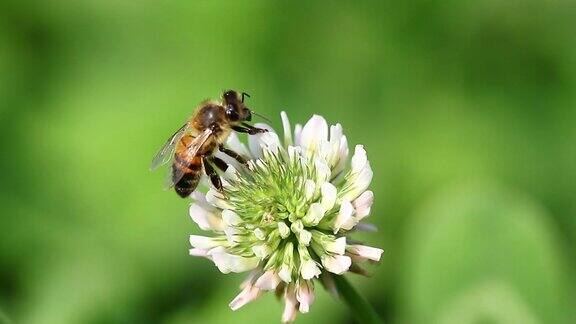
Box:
[173, 156, 202, 198]
[174, 173, 200, 198]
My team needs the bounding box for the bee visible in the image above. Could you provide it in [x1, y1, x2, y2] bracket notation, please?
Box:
[150, 90, 268, 198]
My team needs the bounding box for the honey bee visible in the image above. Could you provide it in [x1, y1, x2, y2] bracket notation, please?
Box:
[150, 90, 268, 198]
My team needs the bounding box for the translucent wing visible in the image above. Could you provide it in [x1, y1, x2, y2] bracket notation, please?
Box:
[150, 123, 189, 171]
[167, 127, 214, 188]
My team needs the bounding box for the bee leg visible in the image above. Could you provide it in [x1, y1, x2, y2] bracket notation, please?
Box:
[211, 156, 229, 172]
[242, 122, 269, 133]
[202, 156, 222, 191]
[231, 125, 253, 134]
[219, 145, 248, 165]
[232, 125, 268, 135]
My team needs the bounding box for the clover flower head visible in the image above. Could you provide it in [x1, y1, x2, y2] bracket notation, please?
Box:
[188, 112, 382, 322]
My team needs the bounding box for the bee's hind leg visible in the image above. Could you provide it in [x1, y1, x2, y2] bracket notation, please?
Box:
[219, 145, 248, 165]
[202, 156, 222, 191]
[211, 156, 229, 172]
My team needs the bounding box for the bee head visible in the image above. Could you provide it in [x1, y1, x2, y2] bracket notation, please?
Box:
[223, 89, 252, 122]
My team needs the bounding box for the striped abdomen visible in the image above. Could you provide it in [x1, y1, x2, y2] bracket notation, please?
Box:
[172, 134, 205, 198]
[172, 154, 202, 198]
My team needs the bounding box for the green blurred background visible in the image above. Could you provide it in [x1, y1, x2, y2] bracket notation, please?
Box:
[1, 1, 575, 323]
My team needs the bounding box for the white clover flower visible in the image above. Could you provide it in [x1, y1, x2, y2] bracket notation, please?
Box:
[188, 112, 382, 322]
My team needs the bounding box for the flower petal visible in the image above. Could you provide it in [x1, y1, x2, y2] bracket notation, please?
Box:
[252, 244, 271, 259]
[190, 191, 215, 211]
[326, 236, 347, 255]
[327, 123, 344, 166]
[222, 209, 242, 226]
[222, 165, 240, 182]
[347, 244, 383, 262]
[254, 228, 266, 240]
[278, 265, 292, 283]
[278, 222, 291, 239]
[293, 124, 303, 146]
[229, 284, 262, 311]
[302, 203, 324, 226]
[315, 159, 331, 184]
[304, 179, 316, 201]
[248, 123, 278, 158]
[239, 271, 259, 289]
[300, 259, 321, 280]
[282, 286, 299, 323]
[353, 190, 374, 218]
[332, 135, 349, 177]
[208, 247, 260, 273]
[351, 145, 368, 173]
[189, 235, 222, 249]
[296, 280, 315, 313]
[329, 123, 343, 143]
[291, 221, 312, 246]
[189, 203, 224, 231]
[223, 225, 242, 244]
[189, 247, 212, 259]
[342, 146, 373, 201]
[300, 115, 328, 155]
[206, 188, 234, 210]
[281, 111, 293, 146]
[346, 166, 373, 201]
[255, 270, 281, 290]
[321, 255, 352, 274]
[320, 182, 337, 212]
[333, 200, 354, 233]
[260, 132, 281, 155]
[298, 230, 312, 246]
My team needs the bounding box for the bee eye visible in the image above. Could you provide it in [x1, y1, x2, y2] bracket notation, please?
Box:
[223, 90, 236, 101]
[226, 106, 240, 121]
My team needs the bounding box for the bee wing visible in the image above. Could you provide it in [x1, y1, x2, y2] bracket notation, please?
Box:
[150, 123, 189, 171]
[167, 127, 214, 189]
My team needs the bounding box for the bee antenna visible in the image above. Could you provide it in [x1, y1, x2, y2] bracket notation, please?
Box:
[241, 92, 251, 103]
[251, 111, 272, 124]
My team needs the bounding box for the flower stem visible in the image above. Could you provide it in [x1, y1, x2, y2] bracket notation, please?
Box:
[332, 274, 384, 324]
